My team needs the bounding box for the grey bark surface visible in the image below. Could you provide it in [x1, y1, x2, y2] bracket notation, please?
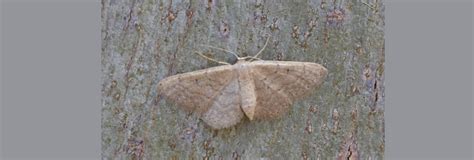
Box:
[101, 0, 385, 159]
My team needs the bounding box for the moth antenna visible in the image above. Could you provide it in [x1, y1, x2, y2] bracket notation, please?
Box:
[199, 44, 240, 59]
[194, 51, 231, 65]
[240, 56, 261, 61]
[252, 34, 271, 59]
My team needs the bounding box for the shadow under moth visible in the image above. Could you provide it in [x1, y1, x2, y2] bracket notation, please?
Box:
[157, 38, 328, 129]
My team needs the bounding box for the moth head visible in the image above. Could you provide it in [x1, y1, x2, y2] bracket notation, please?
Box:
[197, 35, 271, 65]
[235, 35, 270, 63]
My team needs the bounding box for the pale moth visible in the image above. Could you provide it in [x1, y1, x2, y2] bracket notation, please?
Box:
[158, 37, 328, 129]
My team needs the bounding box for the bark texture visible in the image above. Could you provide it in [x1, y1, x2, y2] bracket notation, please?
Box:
[101, 0, 385, 159]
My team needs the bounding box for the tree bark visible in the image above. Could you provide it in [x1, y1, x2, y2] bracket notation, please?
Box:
[101, 0, 385, 159]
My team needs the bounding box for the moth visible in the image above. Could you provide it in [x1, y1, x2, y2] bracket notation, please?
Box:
[158, 38, 328, 129]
